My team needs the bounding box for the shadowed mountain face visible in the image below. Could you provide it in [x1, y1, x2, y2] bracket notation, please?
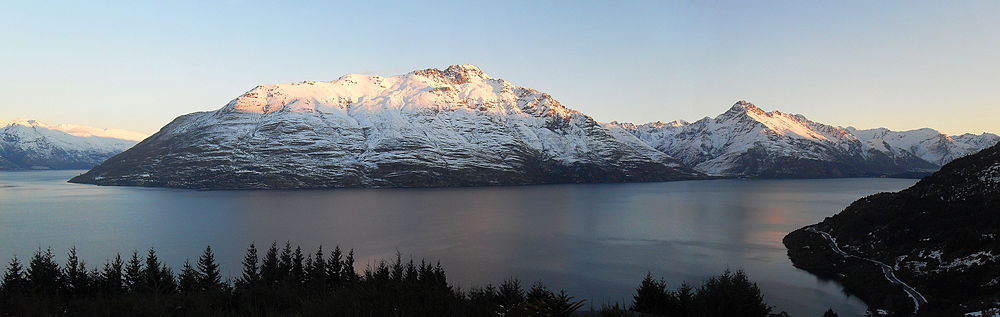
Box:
[785, 142, 1000, 315]
[1, 119, 140, 170]
[612, 101, 998, 178]
[70, 65, 701, 189]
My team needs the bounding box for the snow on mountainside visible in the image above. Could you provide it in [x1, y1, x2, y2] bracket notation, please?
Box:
[848, 126, 999, 166]
[71, 64, 701, 189]
[0, 119, 143, 170]
[610, 101, 990, 177]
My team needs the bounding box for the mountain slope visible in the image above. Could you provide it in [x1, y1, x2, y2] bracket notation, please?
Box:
[0, 119, 142, 170]
[70, 65, 701, 189]
[612, 101, 938, 178]
[784, 143, 1000, 315]
[613, 101, 997, 178]
[849, 126, 999, 166]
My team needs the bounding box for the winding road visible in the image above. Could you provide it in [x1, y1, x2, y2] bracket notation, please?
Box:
[805, 227, 928, 313]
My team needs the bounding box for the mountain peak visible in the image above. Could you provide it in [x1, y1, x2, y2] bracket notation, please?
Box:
[2, 118, 41, 127]
[413, 64, 490, 85]
[2, 118, 147, 141]
[729, 100, 762, 113]
[445, 64, 484, 74]
[69, 64, 702, 188]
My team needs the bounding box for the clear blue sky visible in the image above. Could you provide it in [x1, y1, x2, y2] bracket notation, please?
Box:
[2, 1, 997, 135]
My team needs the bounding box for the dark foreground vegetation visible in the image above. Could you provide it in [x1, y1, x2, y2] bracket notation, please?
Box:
[785, 142, 1000, 316]
[1, 243, 806, 316]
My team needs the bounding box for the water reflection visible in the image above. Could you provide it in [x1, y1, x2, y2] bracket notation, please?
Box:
[0, 171, 916, 316]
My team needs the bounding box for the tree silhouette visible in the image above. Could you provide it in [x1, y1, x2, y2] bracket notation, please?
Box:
[676, 281, 695, 316]
[100, 254, 124, 294]
[27, 247, 62, 295]
[279, 241, 293, 284]
[64, 246, 90, 297]
[178, 259, 199, 294]
[344, 249, 358, 283]
[327, 245, 344, 287]
[197, 245, 222, 292]
[0, 245, 772, 316]
[237, 243, 259, 288]
[631, 272, 676, 315]
[143, 248, 176, 294]
[291, 246, 305, 286]
[260, 242, 280, 286]
[307, 246, 326, 290]
[123, 250, 144, 292]
[1, 256, 27, 296]
[694, 269, 772, 317]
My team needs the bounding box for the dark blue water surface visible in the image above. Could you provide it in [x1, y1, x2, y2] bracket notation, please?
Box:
[0, 170, 916, 316]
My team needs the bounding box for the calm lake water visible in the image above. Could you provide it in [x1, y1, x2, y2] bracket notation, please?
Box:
[0, 170, 916, 316]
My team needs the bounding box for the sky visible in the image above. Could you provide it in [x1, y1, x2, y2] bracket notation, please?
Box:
[1, 1, 998, 136]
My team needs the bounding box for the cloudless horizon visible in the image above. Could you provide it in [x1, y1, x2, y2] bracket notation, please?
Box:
[2, 1, 998, 136]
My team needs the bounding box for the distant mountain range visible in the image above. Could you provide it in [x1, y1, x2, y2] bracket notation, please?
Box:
[2, 64, 988, 187]
[784, 141, 1000, 315]
[0, 119, 144, 170]
[69, 65, 700, 189]
[611, 101, 998, 178]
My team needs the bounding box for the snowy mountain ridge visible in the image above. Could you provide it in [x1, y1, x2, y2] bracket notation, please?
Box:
[847, 126, 999, 166]
[1, 118, 147, 142]
[612, 101, 998, 177]
[70, 64, 700, 189]
[0, 119, 143, 170]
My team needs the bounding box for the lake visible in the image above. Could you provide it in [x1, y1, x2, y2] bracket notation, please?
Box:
[0, 170, 916, 316]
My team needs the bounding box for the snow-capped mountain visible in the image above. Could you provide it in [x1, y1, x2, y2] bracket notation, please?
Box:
[70, 65, 701, 189]
[612, 101, 996, 177]
[848, 126, 999, 166]
[1, 119, 144, 170]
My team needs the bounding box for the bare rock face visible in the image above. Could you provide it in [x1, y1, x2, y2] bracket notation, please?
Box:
[70, 65, 701, 189]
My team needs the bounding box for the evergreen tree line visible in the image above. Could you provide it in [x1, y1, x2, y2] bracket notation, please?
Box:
[629, 270, 777, 317]
[0, 243, 806, 316]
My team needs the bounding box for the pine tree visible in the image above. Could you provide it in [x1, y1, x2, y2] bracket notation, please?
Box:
[308, 246, 327, 290]
[1, 256, 28, 296]
[260, 242, 280, 286]
[144, 248, 176, 294]
[304, 255, 313, 285]
[27, 247, 63, 295]
[178, 259, 200, 294]
[344, 249, 357, 283]
[631, 272, 672, 314]
[278, 241, 293, 284]
[431, 261, 447, 289]
[497, 278, 525, 315]
[161, 264, 177, 294]
[675, 281, 695, 316]
[823, 308, 839, 317]
[143, 248, 161, 293]
[101, 254, 124, 294]
[236, 243, 259, 289]
[64, 246, 90, 297]
[87, 266, 102, 294]
[326, 246, 343, 287]
[694, 269, 771, 317]
[404, 259, 418, 285]
[527, 281, 553, 303]
[123, 250, 144, 293]
[390, 251, 404, 282]
[291, 246, 305, 286]
[197, 245, 222, 292]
